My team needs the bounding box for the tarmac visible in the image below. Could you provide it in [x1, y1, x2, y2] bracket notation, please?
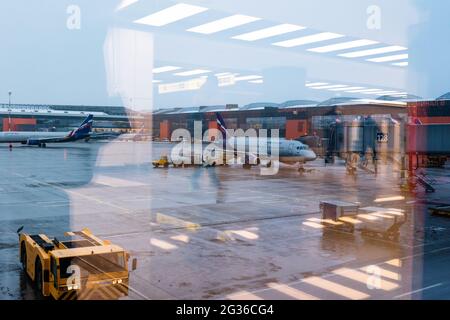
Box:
[1, 141, 450, 300]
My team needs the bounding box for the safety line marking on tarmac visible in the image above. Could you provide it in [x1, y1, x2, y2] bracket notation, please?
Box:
[394, 283, 443, 299]
[10, 172, 134, 214]
[92, 175, 148, 188]
[221, 246, 450, 300]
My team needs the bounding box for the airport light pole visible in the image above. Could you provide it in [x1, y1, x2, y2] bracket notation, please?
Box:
[8, 91, 13, 149]
[8, 91, 12, 131]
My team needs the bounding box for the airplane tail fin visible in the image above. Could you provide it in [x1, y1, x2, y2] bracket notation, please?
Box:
[69, 114, 94, 138]
[216, 112, 229, 149]
[216, 112, 228, 139]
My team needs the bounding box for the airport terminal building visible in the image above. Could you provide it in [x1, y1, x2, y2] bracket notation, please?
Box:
[1, 97, 408, 139]
[152, 97, 409, 141]
[4, 95, 449, 169]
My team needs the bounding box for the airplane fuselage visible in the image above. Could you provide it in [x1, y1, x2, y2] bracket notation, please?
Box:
[0, 131, 68, 143]
[192, 137, 317, 166]
[0, 115, 93, 146]
[203, 113, 317, 168]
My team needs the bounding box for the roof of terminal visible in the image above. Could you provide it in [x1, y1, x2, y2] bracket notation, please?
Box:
[1, 95, 413, 118]
[0, 103, 135, 119]
[153, 97, 407, 115]
[437, 92, 450, 100]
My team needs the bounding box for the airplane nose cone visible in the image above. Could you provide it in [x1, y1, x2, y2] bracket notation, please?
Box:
[307, 151, 317, 161]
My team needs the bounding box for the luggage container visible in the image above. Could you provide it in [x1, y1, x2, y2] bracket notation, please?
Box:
[320, 200, 359, 222]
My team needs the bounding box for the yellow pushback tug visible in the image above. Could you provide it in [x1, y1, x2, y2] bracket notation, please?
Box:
[18, 227, 136, 300]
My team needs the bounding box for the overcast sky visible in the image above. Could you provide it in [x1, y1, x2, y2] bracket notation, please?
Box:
[0, 0, 448, 109]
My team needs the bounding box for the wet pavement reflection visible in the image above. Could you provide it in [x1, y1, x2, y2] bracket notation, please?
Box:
[1, 141, 450, 299]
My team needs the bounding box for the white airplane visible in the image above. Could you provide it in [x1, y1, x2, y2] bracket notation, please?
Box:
[0, 114, 93, 148]
[203, 113, 317, 167]
[171, 113, 317, 168]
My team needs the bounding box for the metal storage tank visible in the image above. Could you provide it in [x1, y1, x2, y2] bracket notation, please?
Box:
[345, 119, 364, 154]
[331, 116, 406, 158]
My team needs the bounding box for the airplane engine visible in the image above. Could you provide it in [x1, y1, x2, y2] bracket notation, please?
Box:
[26, 139, 40, 146]
[203, 145, 221, 167]
[202, 152, 217, 167]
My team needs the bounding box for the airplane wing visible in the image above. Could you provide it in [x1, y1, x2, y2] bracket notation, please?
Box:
[204, 143, 265, 166]
[25, 135, 78, 145]
[233, 149, 272, 165]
